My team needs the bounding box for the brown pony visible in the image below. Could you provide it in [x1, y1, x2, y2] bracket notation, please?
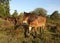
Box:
[23, 12, 46, 35]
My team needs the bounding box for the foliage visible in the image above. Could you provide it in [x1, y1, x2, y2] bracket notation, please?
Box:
[18, 12, 24, 23]
[50, 11, 60, 20]
[0, 5, 5, 17]
[0, 0, 10, 18]
[12, 10, 18, 18]
[32, 8, 47, 16]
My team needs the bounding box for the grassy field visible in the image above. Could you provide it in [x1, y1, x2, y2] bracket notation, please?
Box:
[0, 18, 60, 43]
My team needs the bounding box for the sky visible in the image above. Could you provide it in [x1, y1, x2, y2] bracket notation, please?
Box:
[10, 0, 60, 15]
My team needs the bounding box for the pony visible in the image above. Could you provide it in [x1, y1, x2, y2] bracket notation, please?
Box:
[22, 12, 46, 37]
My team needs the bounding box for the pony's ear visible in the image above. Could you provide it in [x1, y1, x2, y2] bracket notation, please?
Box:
[24, 12, 26, 14]
[24, 12, 27, 16]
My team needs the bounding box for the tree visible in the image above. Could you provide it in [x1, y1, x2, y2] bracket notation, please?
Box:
[0, 5, 4, 17]
[18, 12, 24, 23]
[12, 10, 18, 18]
[4, 0, 10, 17]
[50, 11, 60, 20]
[32, 8, 47, 16]
[0, 0, 10, 18]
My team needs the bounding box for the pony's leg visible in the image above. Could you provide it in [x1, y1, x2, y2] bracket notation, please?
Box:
[39, 27, 41, 33]
[28, 26, 32, 35]
[41, 26, 45, 37]
[34, 27, 38, 35]
[42, 25, 46, 32]
[42, 26, 45, 29]
[29, 26, 32, 31]
[32, 27, 38, 38]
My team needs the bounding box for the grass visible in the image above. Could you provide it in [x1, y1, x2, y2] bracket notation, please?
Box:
[0, 18, 60, 43]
